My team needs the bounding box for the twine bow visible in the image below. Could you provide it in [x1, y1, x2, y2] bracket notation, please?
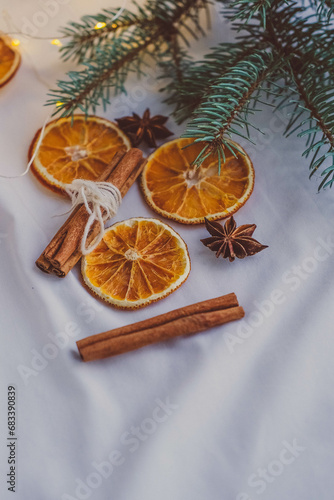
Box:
[65, 179, 122, 255]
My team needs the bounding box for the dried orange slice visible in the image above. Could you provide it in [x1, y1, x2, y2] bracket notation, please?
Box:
[29, 115, 131, 195]
[141, 138, 254, 224]
[81, 218, 191, 309]
[0, 35, 21, 88]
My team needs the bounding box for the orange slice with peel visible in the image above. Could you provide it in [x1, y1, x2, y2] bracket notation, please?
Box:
[29, 115, 131, 195]
[81, 217, 191, 309]
[141, 138, 254, 224]
[0, 35, 21, 88]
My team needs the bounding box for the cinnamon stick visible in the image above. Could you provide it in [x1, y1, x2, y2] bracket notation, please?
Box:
[77, 294, 244, 362]
[36, 148, 146, 277]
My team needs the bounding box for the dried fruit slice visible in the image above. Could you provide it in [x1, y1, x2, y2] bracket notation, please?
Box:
[81, 218, 191, 309]
[0, 36, 21, 88]
[141, 138, 254, 224]
[29, 115, 131, 195]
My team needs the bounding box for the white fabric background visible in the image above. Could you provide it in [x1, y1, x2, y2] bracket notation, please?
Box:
[1, 1, 334, 499]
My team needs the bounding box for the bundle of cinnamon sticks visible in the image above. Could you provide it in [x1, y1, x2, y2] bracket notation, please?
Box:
[36, 148, 146, 277]
[77, 293, 244, 361]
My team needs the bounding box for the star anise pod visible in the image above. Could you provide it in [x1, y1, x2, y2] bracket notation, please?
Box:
[201, 216, 268, 262]
[115, 108, 173, 148]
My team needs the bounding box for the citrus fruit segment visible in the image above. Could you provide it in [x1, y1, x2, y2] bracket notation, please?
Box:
[29, 115, 131, 195]
[81, 218, 191, 309]
[0, 36, 21, 88]
[141, 138, 254, 224]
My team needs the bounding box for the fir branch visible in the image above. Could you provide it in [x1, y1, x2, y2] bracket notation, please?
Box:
[163, 41, 264, 123]
[59, 9, 138, 62]
[225, 0, 276, 27]
[48, 0, 210, 117]
[287, 59, 334, 189]
[262, 12, 334, 188]
[48, 33, 155, 116]
[182, 51, 276, 166]
[58, 0, 210, 63]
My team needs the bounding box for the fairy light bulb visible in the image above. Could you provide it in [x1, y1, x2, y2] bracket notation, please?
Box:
[94, 22, 106, 30]
[11, 39, 20, 47]
[51, 39, 62, 46]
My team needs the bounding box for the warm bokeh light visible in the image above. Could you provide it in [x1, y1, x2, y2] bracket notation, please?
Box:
[94, 22, 106, 30]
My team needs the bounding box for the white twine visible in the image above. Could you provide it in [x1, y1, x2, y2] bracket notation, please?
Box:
[113, 0, 129, 21]
[65, 179, 122, 255]
[0, 110, 53, 179]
